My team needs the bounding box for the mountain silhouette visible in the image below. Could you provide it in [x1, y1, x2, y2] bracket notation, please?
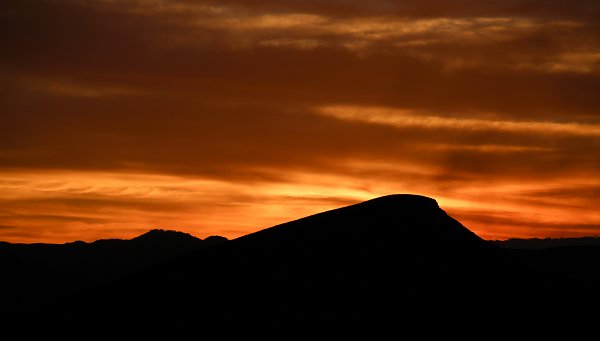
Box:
[493, 236, 600, 249]
[5, 194, 599, 335]
[0, 229, 227, 314]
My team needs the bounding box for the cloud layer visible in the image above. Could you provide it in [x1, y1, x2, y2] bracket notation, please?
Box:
[1, 0, 599, 242]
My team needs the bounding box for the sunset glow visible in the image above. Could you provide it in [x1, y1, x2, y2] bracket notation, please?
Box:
[1, 0, 599, 243]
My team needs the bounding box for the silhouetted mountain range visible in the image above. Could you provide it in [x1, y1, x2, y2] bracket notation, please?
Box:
[493, 236, 600, 249]
[0, 229, 227, 313]
[2, 194, 599, 335]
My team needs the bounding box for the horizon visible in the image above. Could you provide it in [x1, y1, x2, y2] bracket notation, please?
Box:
[4, 194, 600, 245]
[2, 1, 600, 243]
[2, 194, 600, 244]
[5, 223, 600, 245]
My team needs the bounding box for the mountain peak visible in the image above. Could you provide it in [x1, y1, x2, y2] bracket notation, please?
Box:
[359, 194, 440, 210]
[368, 193, 438, 202]
[132, 229, 199, 242]
[236, 193, 482, 252]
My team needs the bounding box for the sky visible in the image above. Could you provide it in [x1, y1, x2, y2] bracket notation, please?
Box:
[1, 0, 600, 243]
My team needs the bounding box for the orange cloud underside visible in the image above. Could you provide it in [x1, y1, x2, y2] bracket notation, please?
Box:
[1, 169, 599, 243]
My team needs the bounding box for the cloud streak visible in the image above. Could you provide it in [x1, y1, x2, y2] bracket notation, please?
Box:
[319, 105, 600, 137]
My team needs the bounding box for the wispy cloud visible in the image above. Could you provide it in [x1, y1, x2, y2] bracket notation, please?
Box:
[318, 105, 600, 137]
[25, 78, 139, 98]
[78, 1, 599, 74]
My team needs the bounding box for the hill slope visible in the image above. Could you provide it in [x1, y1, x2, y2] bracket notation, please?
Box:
[8, 194, 598, 335]
[48, 194, 585, 332]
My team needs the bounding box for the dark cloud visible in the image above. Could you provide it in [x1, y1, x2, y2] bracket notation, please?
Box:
[512, 186, 600, 209]
[2, 196, 198, 213]
[2, 1, 600, 120]
[205, 0, 600, 20]
[3, 100, 597, 184]
[9, 214, 109, 225]
[525, 186, 600, 201]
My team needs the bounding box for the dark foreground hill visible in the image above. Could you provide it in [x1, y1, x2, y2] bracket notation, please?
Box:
[5, 194, 599, 335]
[0, 229, 227, 313]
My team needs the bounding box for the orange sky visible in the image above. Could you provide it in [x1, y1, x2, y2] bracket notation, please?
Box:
[1, 0, 600, 243]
